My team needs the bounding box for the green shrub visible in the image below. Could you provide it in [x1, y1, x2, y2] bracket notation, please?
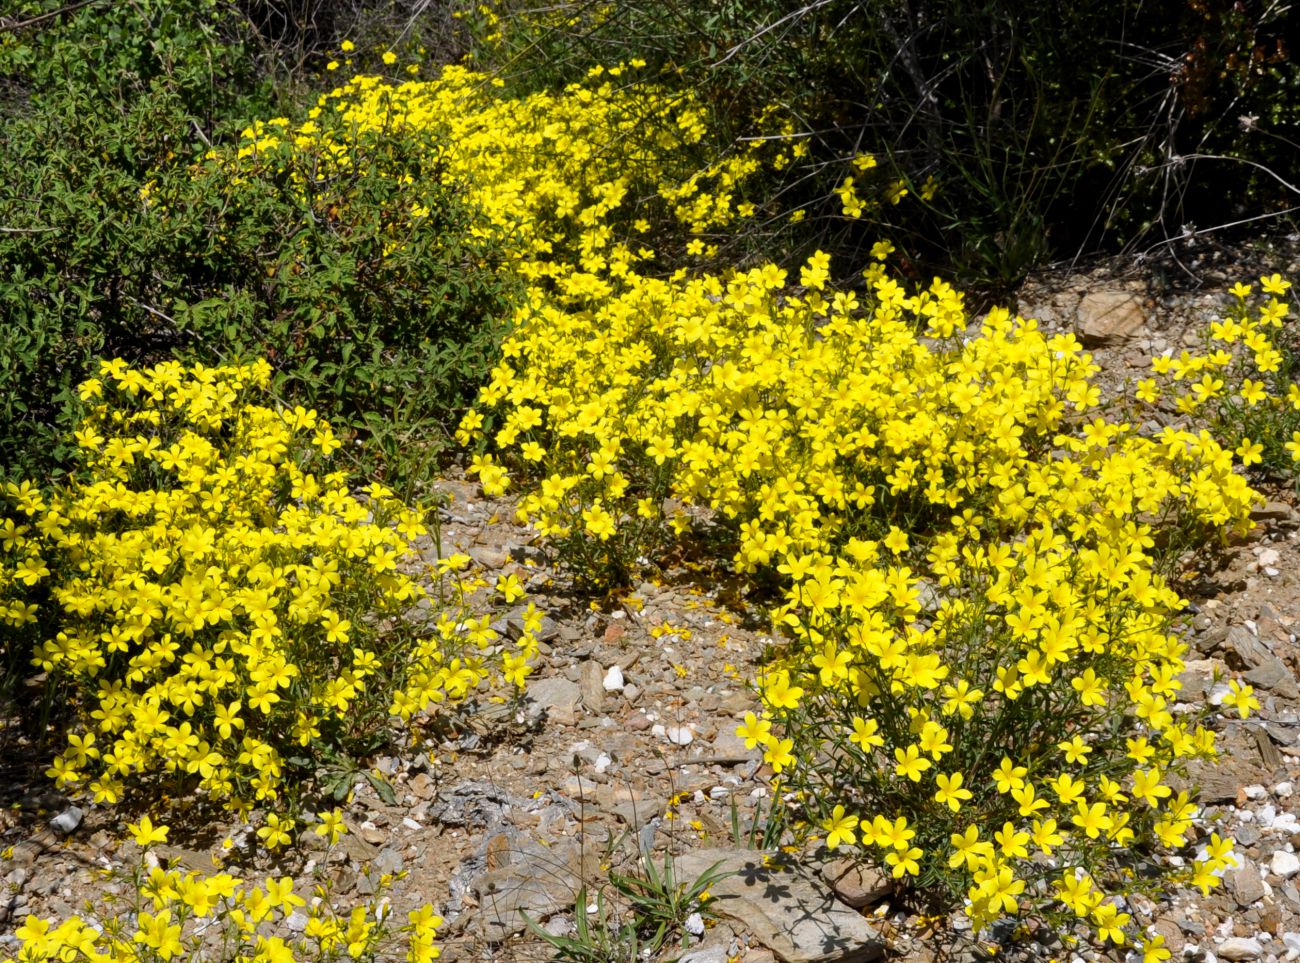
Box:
[0, 0, 263, 483]
[0, 1, 516, 493]
[467, 247, 1260, 943]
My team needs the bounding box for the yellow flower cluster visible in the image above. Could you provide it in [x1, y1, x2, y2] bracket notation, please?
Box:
[465, 244, 1257, 939]
[0, 359, 537, 824]
[311, 53, 1270, 943]
[194, 54, 1267, 945]
[214, 62, 780, 279]
[1139, 274, 1300, 477]
[4, 846, 441, 963]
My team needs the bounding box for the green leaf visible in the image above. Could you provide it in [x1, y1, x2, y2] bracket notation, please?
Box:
[365, 771, 398, 806]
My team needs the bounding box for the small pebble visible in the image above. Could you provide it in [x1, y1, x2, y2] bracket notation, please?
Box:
[1273, 850, 1300, 879]
[49, 807, 83, 835]
[666, 725, 694, 746]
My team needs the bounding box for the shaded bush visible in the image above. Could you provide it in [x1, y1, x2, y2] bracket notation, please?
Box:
[467, 0, 1300, 290]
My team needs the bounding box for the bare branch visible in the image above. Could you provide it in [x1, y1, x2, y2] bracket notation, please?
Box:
[711, 0, 839, 67]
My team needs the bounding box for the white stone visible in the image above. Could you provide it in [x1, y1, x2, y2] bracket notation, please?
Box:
[594, 752, 612, 774]
[1259, 548, 1281, 567]
[602, 665, 625, 691]
[1217, 937, 1263, 961]
[1272, 814, 1300, 835]
[1276, 782, 1294, 798]
[666, 725, 694, 746]
[1273, 851, 1300, 879]
[49, 807, 83, 835]
[1245, 785, 1269, 800]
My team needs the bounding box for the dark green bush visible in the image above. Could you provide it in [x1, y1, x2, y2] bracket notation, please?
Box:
[467, 0, 1299, 291]
[0, 0, 514, 494]
[147, 112, 518, 494]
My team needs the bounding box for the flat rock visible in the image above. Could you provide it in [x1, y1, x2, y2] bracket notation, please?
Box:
[468, 546, 511, 569]
[1183, 726, 1271, 802]
[1272, 850, 1300, 879]
[1229, 856, 1268, 907]
[472, 838, 597, 941]
[1251, 501, 1298, 523]
[679, 947, 732, 963]
[711, 727, 756, 760]
[528, 677, 581, 725]
[1076, 289, 1146, 344]
[1220, 626, 1277, 671]
[1245, 657, 1300, 701]
[821, 858, 892, 909]
[428, 781, 523, 829]
[153, 844, 219, 871]
[49, 807, 83, 835]
[674, 849, 883, 963]
[579, 660, 605, 712]
[341, 831, 379, 865]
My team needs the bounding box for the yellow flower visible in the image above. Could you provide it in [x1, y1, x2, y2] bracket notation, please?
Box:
[1030, 818, 1063, 854]
[128, 815, 170, 846]
[885, 845, 922, 878]
[134, 909, 184, 960]
[948, 825, 990, 870]
[1057, 734, 1092, 764]
[1222, 679, 1260, 718]
[1071, 801, 1113, 839]
[848, 716, 884, 750]
[934, 771, 972, 812]
[314, 808, 347, 845]
[822, 805, 858, 849]
[994, 821, 1029, 859]
[257, 813, 294, 850]
[736, 711, 773, 749]
[894, 744, 932, 782]
[992, 757, 1027, 794]
[873, 815, 915, 851]
[1140, 934, 1173, 963]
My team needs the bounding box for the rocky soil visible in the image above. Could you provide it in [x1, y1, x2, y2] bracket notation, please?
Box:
[3, 237, 1300, 963]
